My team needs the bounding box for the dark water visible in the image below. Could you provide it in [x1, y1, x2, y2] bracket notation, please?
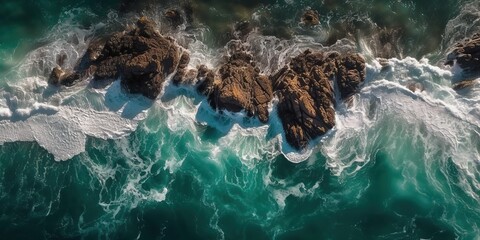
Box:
[0, 0, 480, 239]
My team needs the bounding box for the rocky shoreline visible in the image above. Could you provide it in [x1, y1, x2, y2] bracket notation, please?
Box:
[48, 16, 366, 150]
[43, 4, 480, 150]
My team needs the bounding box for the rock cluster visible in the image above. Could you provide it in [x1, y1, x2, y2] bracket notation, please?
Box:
[49, 17, 186, 99]
[446, 33, 480, 73]
[271, 50, 365, 149]
[48, 17, 367, 151]
[196, 49, 366, 149]
[445, 33, 480, 89]
[201, 52, 273, 123]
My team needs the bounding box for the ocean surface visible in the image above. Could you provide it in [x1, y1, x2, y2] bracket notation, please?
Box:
[1, 0, 480, 239]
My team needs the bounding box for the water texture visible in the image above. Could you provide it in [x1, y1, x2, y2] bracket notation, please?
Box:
[0, 0, 479, 239]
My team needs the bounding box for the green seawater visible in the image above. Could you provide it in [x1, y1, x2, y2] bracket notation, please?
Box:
[1, 0, 480, 239]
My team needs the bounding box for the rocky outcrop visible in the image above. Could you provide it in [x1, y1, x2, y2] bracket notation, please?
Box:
[194, 49, 365, 149]
[199, 52, 273, 123]
[93, 17, 183, 99]
[271, 50, 337, 149]
[270, 50, 365, 149]
[336, 53, 367, 99]
[48, 17, 187, 99]
[46, 16, 367, 151]
[446, 33, 480, 74]
[48, 67, 80, 86]
[301, 10, 320, 26]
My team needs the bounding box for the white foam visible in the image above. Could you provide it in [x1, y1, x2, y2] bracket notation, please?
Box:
[0, 106, 141, 161]
[323, 57, 480, 176]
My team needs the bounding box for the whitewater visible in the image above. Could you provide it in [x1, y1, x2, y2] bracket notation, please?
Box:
[1, 0, 480, 239]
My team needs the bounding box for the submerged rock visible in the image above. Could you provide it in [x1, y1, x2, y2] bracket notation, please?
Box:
[48, 67, 80, 86]
[164, 9, 185, 28]
[301, 9, 320, 26]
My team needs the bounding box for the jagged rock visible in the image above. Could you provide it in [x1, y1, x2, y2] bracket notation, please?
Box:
[48, 67, 80, 86]
[172, 51, 191, 85]
[165, 9, 184, 28]
[301, 9, 320, 26]
[94, 18, 181, 98]
[233, 21, 253, 40]
[196, 65, 216, 95]
[272, 50, 336, 149]
[198, 52, 273, 123]
[336, 53, 366, 99]
[446, 33, 480, 73]
[453, 80, 478, 90]
[406, 81, 425, 92]
[47, 17, 186, 99]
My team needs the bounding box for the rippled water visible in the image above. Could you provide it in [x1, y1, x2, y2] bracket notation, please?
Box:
[0, 0, 479, 239]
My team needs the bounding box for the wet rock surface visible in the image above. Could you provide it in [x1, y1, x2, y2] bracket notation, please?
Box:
[49, 17, 184, 99]
[271, 50, 337, 149]
[446, 33, 480, 74]
[47, 16, 367, 151]
[446, 33, 480, 89]
[270, 50, 365, 149]
[336, 53, 367, 99]
[301, 9, 320, 26]
[95, 17, 182, 99]
[199, 52, 273, 123]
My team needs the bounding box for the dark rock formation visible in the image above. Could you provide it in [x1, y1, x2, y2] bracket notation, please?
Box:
[199, 52, 273, 123]
[270, 50, 365, 149]
[233, 21, 253, 40]
[301, 9, 320, 26]
[48, 67, 80, 86]
[194, 48, 366, 149]
[446, 33, 480, 73]
[336, 53, 367, 99]
[172, 51, 191, 85]
[165, 9, 185, 28]
[92, 17, 182, 99]
[48, 17, 186, 99]
[271, 50, 337, 149]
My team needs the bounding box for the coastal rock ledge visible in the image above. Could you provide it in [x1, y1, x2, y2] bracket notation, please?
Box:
[49, 17, 186, 99]
[197, 49, 366, 149]
[445, 33, 480, 89]
[271, 50, 365, 149]
[48, 17, 367, 151]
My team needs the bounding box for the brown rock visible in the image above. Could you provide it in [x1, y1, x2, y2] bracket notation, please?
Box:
[47, 17, 186, 99]
[48, 67, 81, 86]
[95, 18, 184, 98]
[406, 81, 424, 92]
[453, 80, 477, 90]
[446, 33, 480, 73]
[301, 9, 320, 26]
[165, 9, 184, 28]
[172, 51, 191, 85]
[198, 52, 273, 123]
[336, 53, 366, 99]
[272, 50, 336, 149]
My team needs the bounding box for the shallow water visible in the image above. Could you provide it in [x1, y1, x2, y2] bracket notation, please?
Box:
[0, 0, 479, 239]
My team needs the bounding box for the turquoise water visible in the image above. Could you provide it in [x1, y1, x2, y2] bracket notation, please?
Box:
[1, 0, 480, 239]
